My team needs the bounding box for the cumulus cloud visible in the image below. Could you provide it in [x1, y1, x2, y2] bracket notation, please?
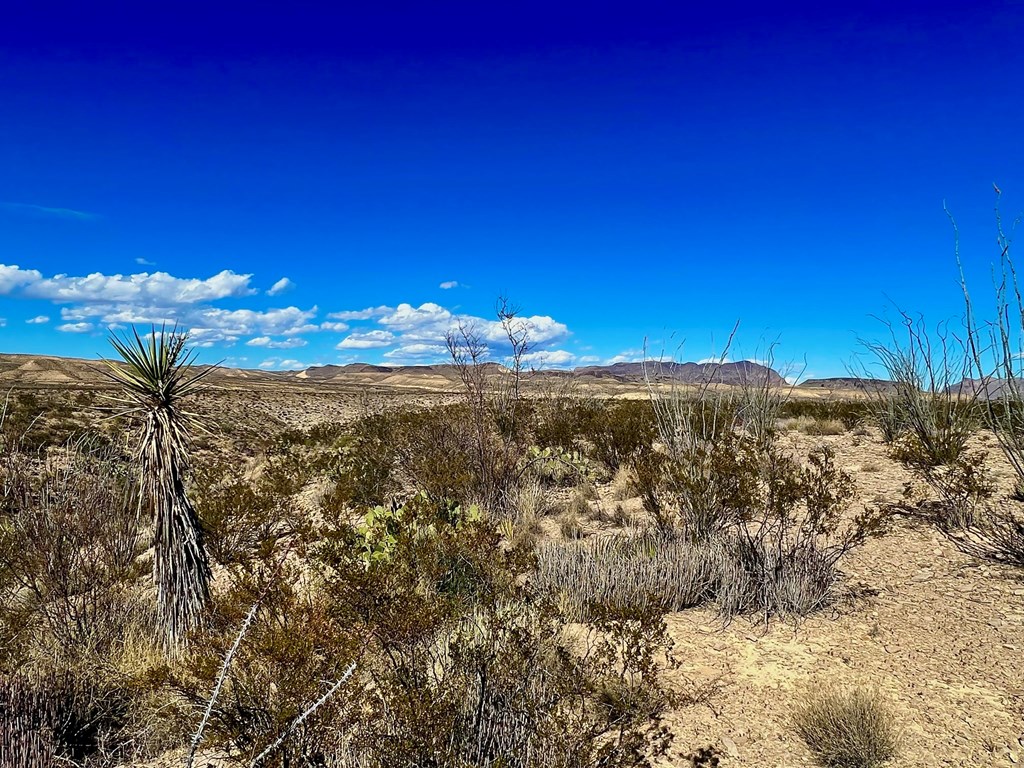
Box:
[246, 336, 308, 349]
[26, 315, 50, 324]
[258, 358, 305, 370]
[0, 265, 42, 293]
[326, 301, 572, 364]
[327, 306, 391, 321]
[439, 280, 459, 289]
[320, 321, 349, 332]
[54, 303, 320, 344]
[383, 343, 449, 361]
[607, 349, 644, 364]
[521, 349, 575, 368]
[57, 322, 93, 333]
[267, 277, 294, 296]
[336, 330, 395, 349]
[22, 269, 256, 304]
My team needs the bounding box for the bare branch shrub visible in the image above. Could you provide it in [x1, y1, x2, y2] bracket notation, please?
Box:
[861, 313, 986, 527]
[444, 297, 534, 517]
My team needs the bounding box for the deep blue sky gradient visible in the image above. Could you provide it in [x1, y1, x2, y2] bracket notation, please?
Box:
[2, 1, 1024, 377]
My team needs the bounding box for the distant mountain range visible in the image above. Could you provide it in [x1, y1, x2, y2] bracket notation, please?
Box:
[0, 352, 912, 394]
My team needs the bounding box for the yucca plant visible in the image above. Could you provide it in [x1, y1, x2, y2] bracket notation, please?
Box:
[103, 325, 213, 648]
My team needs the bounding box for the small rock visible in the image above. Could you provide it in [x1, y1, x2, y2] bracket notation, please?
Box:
[720, 736, 740, 758]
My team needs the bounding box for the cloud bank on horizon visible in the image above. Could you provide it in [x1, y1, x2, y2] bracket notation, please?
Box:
[0, 262, 606, 371]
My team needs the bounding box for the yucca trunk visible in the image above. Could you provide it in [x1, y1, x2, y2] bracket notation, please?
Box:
[140, 404, 210, 645]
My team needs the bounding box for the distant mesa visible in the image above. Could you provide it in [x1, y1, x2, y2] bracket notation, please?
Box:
[574, 360, 786, 386]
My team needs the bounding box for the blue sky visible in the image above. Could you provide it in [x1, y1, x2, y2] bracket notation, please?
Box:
[2, 1, 1024, 378]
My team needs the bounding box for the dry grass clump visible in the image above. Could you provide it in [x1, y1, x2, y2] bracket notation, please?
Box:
[790, 416, 847, 436]
[610, 464, 641, 501]
[791, 686, 900, 768]
[537, 528, 852, 622]
[535, 533, 717, 619]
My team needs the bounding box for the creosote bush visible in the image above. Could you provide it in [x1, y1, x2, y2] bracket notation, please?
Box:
[792, 686, 899, 768]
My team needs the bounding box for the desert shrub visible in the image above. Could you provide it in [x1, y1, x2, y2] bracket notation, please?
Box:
[792, 686, 899, 768]
[309, 492, 676, 768]
[170, 565, 360, 765]
[782, 399, 872, 432]
[532, 397, 595, 454]
[0, 672, 134, 768]
[193, 460, 308, 569]
[391, 405, 482, 505]
[900, 449, 994, 529]
[943, 507, 1024, 568]
[340, 412, 400, 506]
[0, 391, 99, 451]
[873, 396, 907, 444]
[640, 422, 754, 540]
[714, 534, 842, 618]
[0, 443, 146, 664]
[715, 447, 883, 621]
[863, 315, 979, 468]
[634, 427, 883, 620]
[579, 400, 656, 475]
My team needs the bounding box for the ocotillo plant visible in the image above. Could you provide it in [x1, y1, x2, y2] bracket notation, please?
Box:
[103, 325, 213, 648]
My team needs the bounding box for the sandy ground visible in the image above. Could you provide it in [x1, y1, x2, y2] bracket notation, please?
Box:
[650, 431, 1024, 767]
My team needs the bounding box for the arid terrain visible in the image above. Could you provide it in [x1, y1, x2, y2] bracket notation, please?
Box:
[2, 351, 1023, 768]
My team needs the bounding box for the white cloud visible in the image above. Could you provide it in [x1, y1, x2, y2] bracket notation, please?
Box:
[57, 322, 93, 333]
[327, 301, 573, 365]
[26, 315, 49, 324]
[258, 358, 305, 370]
[57, 304, 320, 344]
[378, 302, 453, 333]
[135, 257, 156, 266]
[607, 349, 644, 364]
[521, 349, 575, 368]
[383, 343, 449, 361]
[328, 306, 391, 321]
[697, 355, 731, 364]
[439, 280, 459, 289]
[320, 321, 349, 332]
[246, 336, 308, 349]
[267, 277, 294, 296]
[22, 269, 256, 304]
[0, 264, 42, 294]
[336, 330, 395, 349]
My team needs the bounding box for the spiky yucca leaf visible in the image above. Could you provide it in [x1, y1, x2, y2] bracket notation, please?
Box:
[103, 325, 212, 648]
